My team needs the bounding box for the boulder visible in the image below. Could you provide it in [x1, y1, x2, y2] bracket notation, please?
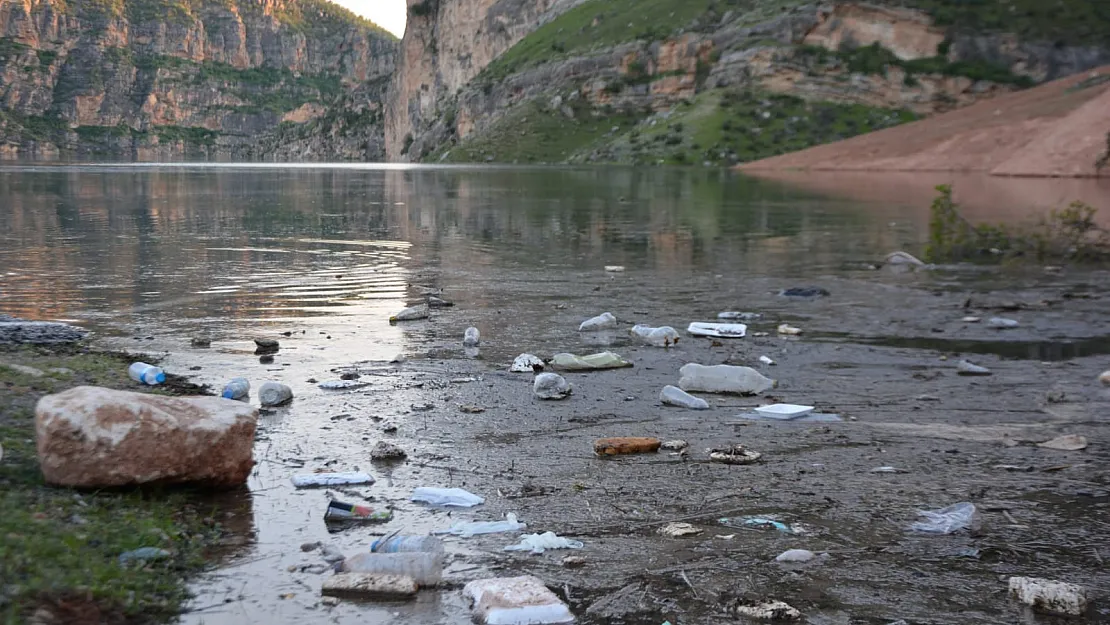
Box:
[0, 320, 87, 344]
[35, 386, 257, 488]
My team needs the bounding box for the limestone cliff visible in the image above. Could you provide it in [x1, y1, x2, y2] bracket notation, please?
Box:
[0, 0, 396, 159]
[385, 0, 1110, 166]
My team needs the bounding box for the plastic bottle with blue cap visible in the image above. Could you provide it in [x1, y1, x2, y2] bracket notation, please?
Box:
[128, 362, 165, 385]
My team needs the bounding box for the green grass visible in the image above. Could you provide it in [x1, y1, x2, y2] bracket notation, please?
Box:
[905, 0, 1110, 45]
[436, 99, 647, 164]
[0, 37, 30, 61]
[798, 42, 1036, 88]
[155, 125, 220, 146]
[0, 347, 225, 623]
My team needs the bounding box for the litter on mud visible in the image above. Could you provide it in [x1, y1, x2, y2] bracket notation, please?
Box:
[291, 472, 374, 488]
[390, 305, 429, 323]
[510, 353, 545, 372]
[718, 311, 762, 320]
[753, 403, 814, 419]
[321, 573, 418, 601]
[1037, 434, 1088, 451]
[679, 363, 774, 395]
[318, 379, 370, 390]
[464, 576, 575, 625]
[988, 316, 1020, 328]
[908, 502, 977, 534]
[660, 385, 710, 410]
[435, 513, 527, 537]
[721, 517, 798, 534]
[780, 287, 829, 298]
[957, 360, 992, 376]
[687, 322, 746, 338]
[533, 372, 572, 399]
[578, 312, 618, 331]
[658, 522, 703, 538]
[775, 549, 815, 563]
[504, 532, 584, 554]
[708, 445, 762, 465]
[324, 500, 392, 523]
[759, 355, 776, 365]
[735, 599, 802, 620]
[594, 437, 662, 455]
[340, 552, 443, 586]
[411, 486, 484, 507]
[777, 323, 803, 336]
[630, 324, 680, 346]
[550, 351, 632, 371]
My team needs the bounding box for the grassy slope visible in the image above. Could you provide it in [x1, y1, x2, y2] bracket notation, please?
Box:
[0, 348, 226, 624]
[448, 0, 1110, 165]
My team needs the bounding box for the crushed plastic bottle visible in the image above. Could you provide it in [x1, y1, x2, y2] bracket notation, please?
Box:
[578, 312, 618, 331]
[259, 381, 293, 406]
[371, 535, 444, 553]
[221, 377, 250, 400]
[510, 353, 545, 372]
[988, 317, 1019, 329]
[389, 304, 429, 324]
[463, 327, 481, 347]
[340, 552, 443, 586]
[718, 311, 762, 321]
[533, 372, 572, 399]
[128, 362, 165, 385]
[435, 513, 527, 537]
[550, 351, 632, 371]
[630, 324, 680, 347]
[678, 363, 774, 395]
[660, 385, 710, 410]
[411, 486, 485, 507]
[503, 532, 584, 554]
[908, 502, 978, 534]
[291, 472, 374, 488]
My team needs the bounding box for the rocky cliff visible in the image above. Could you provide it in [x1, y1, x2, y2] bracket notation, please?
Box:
[0, 0, 397, 159]
[385, 0, 1110, 166]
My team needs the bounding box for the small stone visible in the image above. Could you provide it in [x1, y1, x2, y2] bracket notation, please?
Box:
[322, 574, 418, 600]
[774, 549, 815, 563]
[660, 440, 689, 451]
[254, 338, 280, 354]
[301, 541, 321, 552]
[190, 337, 211, 348]
[659, 522, 703, 538]
[320, 596, 340, 607]
[533, 373, 572, 400]
[562, 555, 587, 568]
[370, 441, 407, 461]
[259, 355, 275, 364]
[381, 422, 399, 433]
[458, 404, 485, 414]
[1099, 370, 1110, 386]
[736, 599, 802, 620]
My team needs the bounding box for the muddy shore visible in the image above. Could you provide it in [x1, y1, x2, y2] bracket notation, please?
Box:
[134, 263, 1110, 625]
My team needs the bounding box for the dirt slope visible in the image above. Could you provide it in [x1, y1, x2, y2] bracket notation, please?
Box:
[740, 66, 1110, 178]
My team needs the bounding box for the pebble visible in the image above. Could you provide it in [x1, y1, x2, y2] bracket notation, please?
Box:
[301, 542, 322, 552]
[562, 556, 587, 568]
[777, 324, 803, 336]
[988, 317, 1019, 329]
[1099, 370, 1110, 386]
[190, 337, 211, 348]
[381, 422, 399, 433]
[658, 522, 703, 538]
[775, 549, 816, 563]
[370, 441, 407, 461]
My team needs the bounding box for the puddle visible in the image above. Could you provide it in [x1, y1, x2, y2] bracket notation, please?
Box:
[810, 332, 1110, 361]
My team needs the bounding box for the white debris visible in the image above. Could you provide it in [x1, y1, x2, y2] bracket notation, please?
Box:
[510, 354, 545, 372]
[658, 523, 703, 538]
[735, 600, 802, 620]
[578, 312, 618, 331]
[759, 355, 775, 365]
[775, 549, 815, 563]
[533, 373, 572, 400]
[1008, 576, 1088, 616]
[1037, 434, 1088, 451]
[777, 324, 803, 336]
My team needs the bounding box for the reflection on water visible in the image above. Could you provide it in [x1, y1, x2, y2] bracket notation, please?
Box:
[0, 165, 925, 338]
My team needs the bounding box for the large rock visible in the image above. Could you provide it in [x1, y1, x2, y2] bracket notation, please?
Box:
[35, 386, 257, 488]
[0, 320, 87, 344]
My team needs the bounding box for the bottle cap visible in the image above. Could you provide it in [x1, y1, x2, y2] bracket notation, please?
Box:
[154, 371, 166, 383]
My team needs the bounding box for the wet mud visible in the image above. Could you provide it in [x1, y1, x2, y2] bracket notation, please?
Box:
[156, 266, 1110, 625]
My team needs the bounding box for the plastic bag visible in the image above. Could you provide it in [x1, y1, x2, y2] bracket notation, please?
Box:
[411, 486, 485, 507]
[578, 312, 618, 331]
[436, 513, 527, 537]
[909, 502, 977, 534]
[291, 472, 374, 488]
[550, 351, 632, 371]
[630, 324, 680, 347]
[503, 531, 584, 554]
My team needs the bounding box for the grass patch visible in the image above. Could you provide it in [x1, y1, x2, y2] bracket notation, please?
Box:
[0, 346, 226, 623]
[0, 37, 30, 61]
[904, 0, 1110, 45]
[926, 185, 1110, 263]
[436, 99, 646, 164]
[798, 42, 1036, 87]
[155, 125, 220, 147]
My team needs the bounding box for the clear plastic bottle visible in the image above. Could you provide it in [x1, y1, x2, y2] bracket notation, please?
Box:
[678, 363, 774, 395]
[258, 381, 293, 406]
[340, 551, 444, 586]
[463, 327, 480, 347]
[660, 385, 710, 410]
[128, 362, 165, 385]
[630, 324, 679, 347]
[371, 535, 445, 553]
[221, 377, 250, 400]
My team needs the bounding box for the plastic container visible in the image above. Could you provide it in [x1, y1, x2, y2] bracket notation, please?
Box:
[340, 552, 444, 586]
[463, 327, 481, 347]
[259, 381, 293, 406]
[678, 363, 774, 395]
[578, 312, 617, 331]
[464, 576, 575, 625]
[371, 535, 445, 554]
[411, 487, 485, 507]
[389, 305, 429, 324]
[630, 324, 679, 347]
[435, 513, 526, 537]
[660, 385, 710, 410]
[687, 322, 747, 338]
[533, 373, 572, 400]
[754, 404, 815, 419]
[221, 377, 250, 400]
[128, 362, 165, 385]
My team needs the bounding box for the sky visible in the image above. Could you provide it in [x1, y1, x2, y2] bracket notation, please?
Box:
[332, 0, 407, 37]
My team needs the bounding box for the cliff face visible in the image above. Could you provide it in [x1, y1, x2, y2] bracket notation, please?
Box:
[384, 0, 584, 161]
[0, 0, 396, 159]
[385, 0, 1110, 166]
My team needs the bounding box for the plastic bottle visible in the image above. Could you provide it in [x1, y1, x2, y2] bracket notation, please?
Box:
[660, 385, 710, 410]
[340, 551, 444, 586]
[371, 535, 445, 553]
[678, 363, 774, 395]
[221, 377, 250, 400]
[630, 325, 679, 347]
[259, 381, 293, 406]
[463, 327, 480, 347]
[128, 362, 165, 385]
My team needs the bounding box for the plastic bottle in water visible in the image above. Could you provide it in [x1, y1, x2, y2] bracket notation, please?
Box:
[258, 381, 293, 406]
[221, 377, 250, 400]
[128, 362, 165, 385]
[371, 535, 445, 554]
[340, 551, 444, 586]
